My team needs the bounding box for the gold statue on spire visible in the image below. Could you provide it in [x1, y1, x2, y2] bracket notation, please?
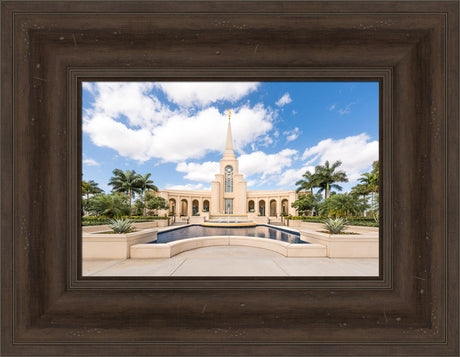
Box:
[227, 108, 231, 120]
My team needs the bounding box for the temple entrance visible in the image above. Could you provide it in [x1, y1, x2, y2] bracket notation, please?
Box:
[224, 198, 233, 214]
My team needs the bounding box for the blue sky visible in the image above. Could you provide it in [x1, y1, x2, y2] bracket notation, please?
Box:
[82, 82, 378, 195]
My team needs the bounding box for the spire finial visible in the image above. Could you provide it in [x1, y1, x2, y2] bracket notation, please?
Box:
[223, 108, 235, 159]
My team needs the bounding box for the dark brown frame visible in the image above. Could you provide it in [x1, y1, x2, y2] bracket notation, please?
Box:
[1, 1, 458, 356]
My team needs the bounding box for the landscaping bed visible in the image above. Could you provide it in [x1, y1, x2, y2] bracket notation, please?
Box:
[82, 215, 169, 226]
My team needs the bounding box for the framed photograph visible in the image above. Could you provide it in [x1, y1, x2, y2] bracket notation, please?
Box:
[1, 1, 458, 356]
[80, 80, 381, 277]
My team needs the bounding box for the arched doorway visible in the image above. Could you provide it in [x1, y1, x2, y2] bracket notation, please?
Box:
[281, 199, 289, 215]
[270, 199, 277, 217]
[259, 200, 265, 216]
[203, 200, 210, 212]
[169, 199, 176, 215]
[180, 199, 188, 216]
[192, 199, 199, 216]
[248, 200, 255, 213]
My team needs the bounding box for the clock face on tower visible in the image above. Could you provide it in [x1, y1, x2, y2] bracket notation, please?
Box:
[225, 166, 233, 173]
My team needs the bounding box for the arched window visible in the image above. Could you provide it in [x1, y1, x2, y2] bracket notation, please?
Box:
[259, 200, 266, 216]
[203, 200, 210, 212]
[192, 200, 199, 216]
[169, 199, 176, 214]
[270, 199, 277, 217]
[282, 199, 289, 214]
[225, 165, 233, 192]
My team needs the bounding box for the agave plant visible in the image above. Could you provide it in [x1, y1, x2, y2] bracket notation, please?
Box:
[108, 218, 134, 234]
[322, 217, 348, 234]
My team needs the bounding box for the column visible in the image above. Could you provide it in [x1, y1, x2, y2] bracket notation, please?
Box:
[277, 197, 282, 219]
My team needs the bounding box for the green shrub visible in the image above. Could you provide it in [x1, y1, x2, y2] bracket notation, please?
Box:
[119, 215, 168, 220]
[108, 218, 134, 233]
[82, 215, 168, 226]
[87, 193, 130, 218]
[347, 220, 379, 227]
[322, 217, 349, 234]
[286, 215, 378, 227]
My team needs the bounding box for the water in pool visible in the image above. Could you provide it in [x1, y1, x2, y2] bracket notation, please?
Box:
[152, 225, 306, 244]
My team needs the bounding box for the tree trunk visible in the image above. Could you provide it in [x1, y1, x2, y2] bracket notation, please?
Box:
[363, 194, 367, 217]
[142, 190, 146, 216]
[128, 188, 132, 215]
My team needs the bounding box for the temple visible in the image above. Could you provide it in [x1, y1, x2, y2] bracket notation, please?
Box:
[158, 111, 298, 220]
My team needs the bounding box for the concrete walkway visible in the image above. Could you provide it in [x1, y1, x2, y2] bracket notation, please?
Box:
[83, 246, 379, 277]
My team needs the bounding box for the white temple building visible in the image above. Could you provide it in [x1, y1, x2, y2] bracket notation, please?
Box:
[158, 113, 298, 219]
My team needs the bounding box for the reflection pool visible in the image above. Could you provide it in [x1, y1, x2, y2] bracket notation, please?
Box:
[151, 224, 306, 244]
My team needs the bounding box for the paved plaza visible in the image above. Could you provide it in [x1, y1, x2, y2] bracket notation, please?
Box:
[83, 245, 379, 276]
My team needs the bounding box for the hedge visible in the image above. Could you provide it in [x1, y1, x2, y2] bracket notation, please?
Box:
[286, 216, 378, 227]
[82, 215, 169, 226]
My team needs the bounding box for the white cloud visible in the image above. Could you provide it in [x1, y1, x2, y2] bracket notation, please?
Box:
[276, 93, 292, 107]
[338, 102, 354, 115]
[165, 183, 210, 190]
[246, 179, 258, 187]
[144, 104, 274, 161]
[239, 149, 298, 179]
[277, 166, 315, 188]
[328, 104, 336, 111]
[83, 158, 100, 166]
[257, 135, 274, 147]
[283, 127, 301, 142]
[176, 161, 219, 182]
[302, 133, 378, 182]
[155, 82, 259, 107]
[85, 82, 171, 128]
[83, 82, 275, 163]
[82, 82, 94, 94]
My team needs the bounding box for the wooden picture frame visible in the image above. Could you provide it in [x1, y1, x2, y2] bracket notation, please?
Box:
[1, 1, 458, 355]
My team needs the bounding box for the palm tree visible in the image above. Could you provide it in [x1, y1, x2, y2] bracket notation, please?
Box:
[137, 173, 159, 216]
[359, 169, 378, 207]
[319, 193, 368, 218]
[91, 193, 130, 218]
[351, 183, 372, 201]
[295, 170, 316, 194]
[313, 160, 348, 200]
[81, 180, 103, 200]
[108, 169, 143, 208]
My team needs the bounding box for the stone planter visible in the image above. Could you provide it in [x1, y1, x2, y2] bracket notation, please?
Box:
[300, 229, 379, 258]
[156, 219, 169, 227]
[82, 219, 170, 233]
[82, 228, 157, 259]
[189, 216, 205, 224]
[286, 219, 301, 227]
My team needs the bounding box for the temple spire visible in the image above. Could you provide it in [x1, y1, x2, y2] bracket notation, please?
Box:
[223, 109, 236, 159]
